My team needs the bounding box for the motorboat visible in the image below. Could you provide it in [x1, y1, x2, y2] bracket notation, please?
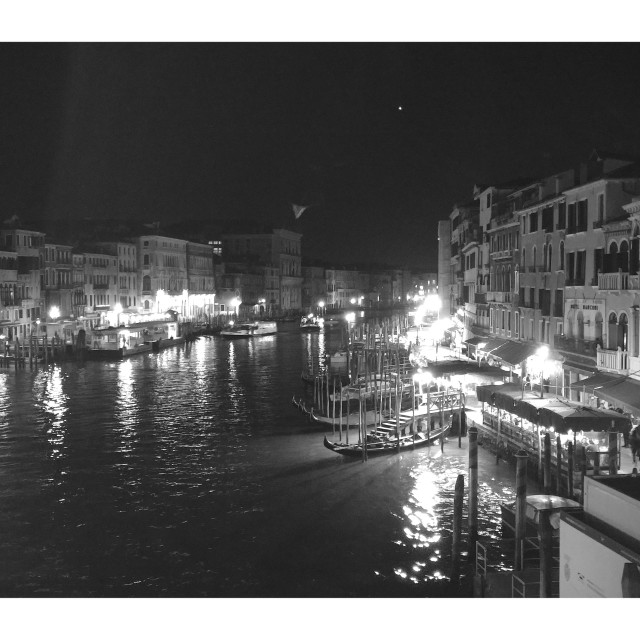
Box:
[220, 321, 278, 338]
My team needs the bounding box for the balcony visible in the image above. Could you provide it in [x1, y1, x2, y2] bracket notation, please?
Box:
[486, 291, 513, 303]
[554, 334, 600, 358]
[565, 277, 586, 287]
[597, 345, 629, 374]
[490, 249, 513, 260]
[598, 270, 640, 291]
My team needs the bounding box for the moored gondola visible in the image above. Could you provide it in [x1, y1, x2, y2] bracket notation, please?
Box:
[323, 424, 450, 457]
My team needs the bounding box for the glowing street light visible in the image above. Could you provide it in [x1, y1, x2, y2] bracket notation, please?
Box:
[318, 300, 325, 316]
[425, 294, 442, 321]
[49, 306, 60, 321]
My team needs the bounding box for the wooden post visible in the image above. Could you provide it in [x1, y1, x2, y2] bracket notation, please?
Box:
[556, 435, 563, 496]
[395, 338, 400, 449]
[450, 474, 464, 585]
[544, 432, 552, 495]
[608, 430, 618, 475]
[458, 387, 463, 448]
[346, 392, 350, 445]
[537, 422, 543, 486]
[468, 426, 479, 554]
[593, 451, 601, 476]
[567, 441, 574, 499]
[514, 450, 528, 572]
[538, 510, 553, 598]
[496, 409, 502, 464]
[411, 376, 415, 447]
[339, 383, 343, 442]
[332, 378, 336, 438]
[427, 385, 431, 446]
[580, 446, 587, 505]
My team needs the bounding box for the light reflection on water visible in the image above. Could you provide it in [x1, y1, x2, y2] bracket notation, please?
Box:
[0, 324, 520, 597]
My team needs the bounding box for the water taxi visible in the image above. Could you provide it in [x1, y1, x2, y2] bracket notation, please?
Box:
[220, 320, 278, 338]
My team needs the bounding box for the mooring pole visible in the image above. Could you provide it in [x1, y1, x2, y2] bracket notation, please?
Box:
[556, 435, 563, 496]
[567, 441, 574, 499]
[514, 450, 528, 572]
[538, 510, 553, 598]
[544, 432, 552, 495]
[608, 429, 618, 475]
[468, 426, 479, 555]
[450, 474, 464, 586]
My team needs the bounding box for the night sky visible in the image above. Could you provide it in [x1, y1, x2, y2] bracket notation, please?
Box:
[1, 42, 640, 270]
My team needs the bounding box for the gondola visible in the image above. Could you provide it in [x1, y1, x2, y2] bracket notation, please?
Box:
[323, 424, 450, 457]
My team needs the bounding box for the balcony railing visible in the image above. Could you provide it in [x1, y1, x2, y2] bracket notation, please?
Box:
[565, 277, 586, 286]
[554, 335, 600, 358]
[487, 291, 513, 303]
[597, 345, 629, 374]
[598, 270, 640, 291]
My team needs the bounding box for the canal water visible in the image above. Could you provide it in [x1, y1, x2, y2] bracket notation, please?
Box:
[0, 323, 519, 597]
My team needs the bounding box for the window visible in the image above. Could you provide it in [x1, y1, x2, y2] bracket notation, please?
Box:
[568, 203, 576, 231]
[598, 193, 604, 221]
[577, 200, 588, 231]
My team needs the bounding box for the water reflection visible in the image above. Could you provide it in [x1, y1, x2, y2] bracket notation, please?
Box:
[33, 367, 69, 461]
[114, 359, 138, 456]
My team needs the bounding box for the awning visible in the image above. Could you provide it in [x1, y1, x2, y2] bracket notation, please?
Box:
[568, 371, 625, 392]
[464, 337, 485, 347]
[491, 341, 539, 367]
[594, 378, 640, 416]
[477, 337, 509, 354]
[538, 401, 630, 434]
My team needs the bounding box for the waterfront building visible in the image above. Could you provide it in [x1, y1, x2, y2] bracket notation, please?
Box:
[0, 246, 19, 341]
[186, 241, 216, 323]
[437, 220, 451, 317]
[0, 227, 44, 341]
[219, 262, 267, 317]
[137, 235, 188, 317]
[301, 265, 327, 314]
[221, 228, 302, 313]
[560, 155, 640, 397]
[325, 267, 364, 309]
[89, 241, 139, 312]
[448, 199, 480, 320]
[75, 249, 119, 327]
[41, 240, 74, 321]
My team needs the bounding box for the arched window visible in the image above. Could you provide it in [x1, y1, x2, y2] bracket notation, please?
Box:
[532, 246, 537, 271]
[559, 241, 565, 270]
[620, 240, 630, 273]
[619, 313, 629, 350]
[142, 275, 151, 291]
[608, 312, 618, 350]
[548, 244, 553, 271]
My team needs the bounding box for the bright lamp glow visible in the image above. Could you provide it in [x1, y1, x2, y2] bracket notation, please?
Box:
[49, 306, 60, 320]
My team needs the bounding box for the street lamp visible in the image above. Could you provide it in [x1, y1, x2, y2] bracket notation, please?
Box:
[318, 300, 325, 316]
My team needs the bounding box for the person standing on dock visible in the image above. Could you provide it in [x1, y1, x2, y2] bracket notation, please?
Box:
[630, 424, 640, 464]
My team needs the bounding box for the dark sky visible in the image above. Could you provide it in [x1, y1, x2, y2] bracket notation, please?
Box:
[1, 42, 640, 270]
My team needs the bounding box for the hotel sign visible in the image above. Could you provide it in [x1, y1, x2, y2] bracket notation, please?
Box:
[566, 299, 605, 314]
